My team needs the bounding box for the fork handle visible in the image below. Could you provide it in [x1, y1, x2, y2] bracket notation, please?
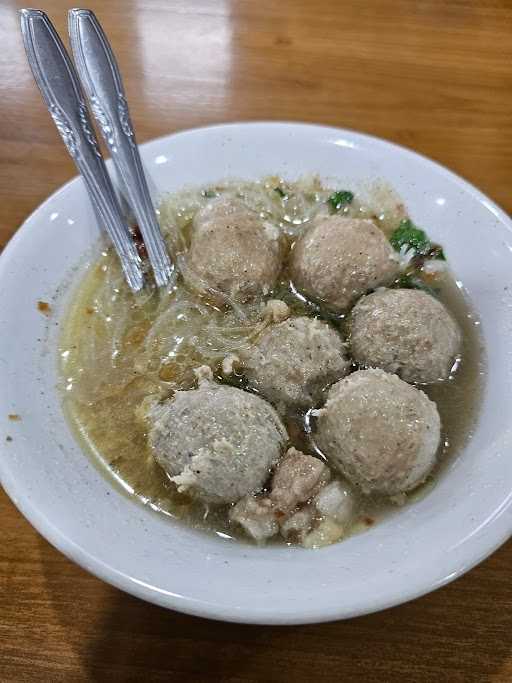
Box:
[68, 9, 175, 288]
[20, 9, 144, 292]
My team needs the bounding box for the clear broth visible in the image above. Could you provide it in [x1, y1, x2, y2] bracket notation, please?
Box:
[60, 178, 485, 544]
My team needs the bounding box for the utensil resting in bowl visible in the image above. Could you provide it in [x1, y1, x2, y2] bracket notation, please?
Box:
[20, 8, 174, 292]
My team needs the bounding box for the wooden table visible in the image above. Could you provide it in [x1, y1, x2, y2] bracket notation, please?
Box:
[1, 1, 511, 680]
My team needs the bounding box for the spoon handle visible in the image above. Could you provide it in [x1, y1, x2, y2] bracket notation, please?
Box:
[20, 9, 144, 292]
[68, 8, 175, 289]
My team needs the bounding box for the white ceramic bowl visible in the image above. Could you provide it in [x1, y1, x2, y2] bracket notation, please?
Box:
[1, 122, 512, 625]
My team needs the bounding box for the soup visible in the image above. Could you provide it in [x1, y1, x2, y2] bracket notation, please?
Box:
[59, 177, 484, 548]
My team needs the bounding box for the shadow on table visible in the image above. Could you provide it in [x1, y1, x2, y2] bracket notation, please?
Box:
[40, 537, 512, 682]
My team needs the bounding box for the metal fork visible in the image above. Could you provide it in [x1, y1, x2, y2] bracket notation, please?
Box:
[20, 9, 174, 292]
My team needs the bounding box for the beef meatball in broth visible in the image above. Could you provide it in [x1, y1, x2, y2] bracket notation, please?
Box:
[314, 369, 441, 496]
[147, 378, 288, 504]
[350, 288, 462, 383]
[185, 197, 282, 303]
[240, 316, 351, 411]
[290, 217, 399, 313]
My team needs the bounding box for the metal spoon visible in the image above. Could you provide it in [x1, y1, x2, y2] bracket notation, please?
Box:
[68, 8, 175, 288]
[20, 9, 145, 292]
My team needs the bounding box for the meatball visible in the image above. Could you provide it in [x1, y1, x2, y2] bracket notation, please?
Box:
[350, 288, 462, 383]
[185, 198, 282, 302]
[290, 217, 399, 312]
[314, 369, 441, 496]
[241, 316, 351, 411]
[148, 380, 288, 504]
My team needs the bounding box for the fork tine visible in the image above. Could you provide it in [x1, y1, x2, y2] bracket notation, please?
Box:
[68, 8, 176, 289]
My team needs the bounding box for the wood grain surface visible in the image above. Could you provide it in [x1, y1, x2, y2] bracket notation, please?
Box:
[1, 1, 512, 681]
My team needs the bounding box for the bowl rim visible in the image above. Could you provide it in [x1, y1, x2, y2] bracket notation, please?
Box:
[1, 120, 512, 625]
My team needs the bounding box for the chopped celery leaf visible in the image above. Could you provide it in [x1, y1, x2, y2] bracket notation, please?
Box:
[328, 190, 354, 212]
[390, 219, 431, 255]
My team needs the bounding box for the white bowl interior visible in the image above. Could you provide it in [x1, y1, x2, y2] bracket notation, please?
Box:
[1, 123, 512, 624]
